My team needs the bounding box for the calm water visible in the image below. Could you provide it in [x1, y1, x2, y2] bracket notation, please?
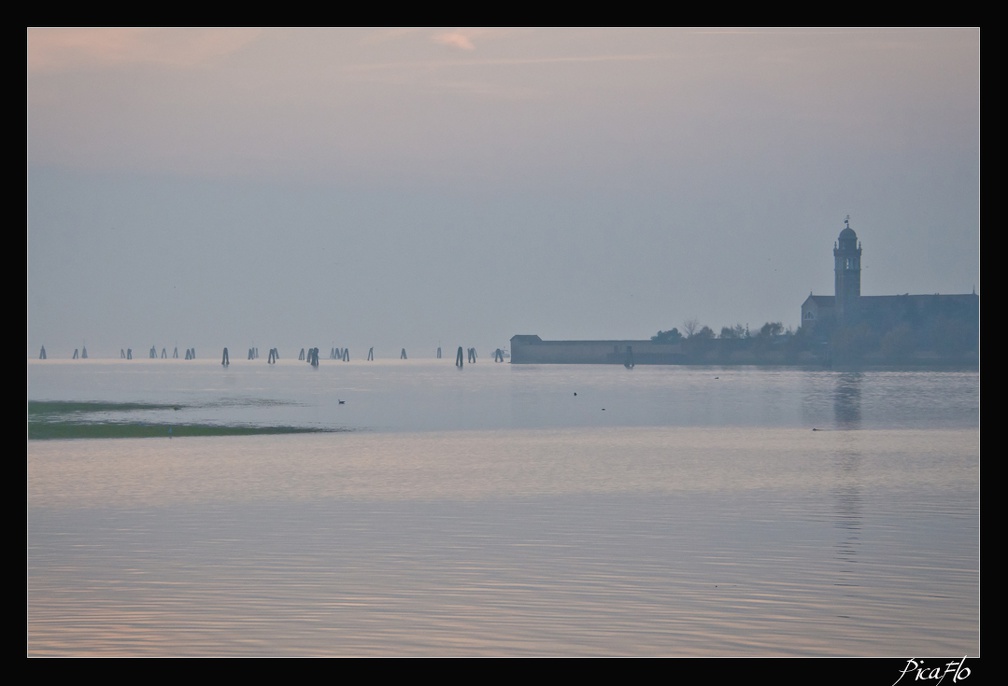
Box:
[27, 359, 979, 656]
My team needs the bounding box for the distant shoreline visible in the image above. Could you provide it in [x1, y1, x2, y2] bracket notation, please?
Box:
[508, 334, 978, 370]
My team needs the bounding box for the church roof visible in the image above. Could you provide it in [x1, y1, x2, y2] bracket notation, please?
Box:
[802, 294, 834, 307]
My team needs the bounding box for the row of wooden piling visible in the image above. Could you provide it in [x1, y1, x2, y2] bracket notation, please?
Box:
[42, 344, 506, 363]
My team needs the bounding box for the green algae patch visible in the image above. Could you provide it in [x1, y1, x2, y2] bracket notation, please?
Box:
[27, 400, 337, 440]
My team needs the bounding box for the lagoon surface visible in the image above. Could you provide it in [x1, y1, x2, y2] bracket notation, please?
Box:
[27, 359, 979, 656]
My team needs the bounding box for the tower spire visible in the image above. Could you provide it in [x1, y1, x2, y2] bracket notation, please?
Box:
[834, 219, 861, 322]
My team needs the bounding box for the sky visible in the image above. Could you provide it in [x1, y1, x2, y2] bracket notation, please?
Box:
[27, 28, 979, 359]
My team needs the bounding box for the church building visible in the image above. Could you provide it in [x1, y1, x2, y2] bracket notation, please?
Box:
[800, 218, 978, 352]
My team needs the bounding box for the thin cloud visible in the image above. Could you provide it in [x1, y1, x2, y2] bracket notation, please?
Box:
[343, 52, 672, 75]
[27, 27, 262, 73]
[432, 30, 477, 51]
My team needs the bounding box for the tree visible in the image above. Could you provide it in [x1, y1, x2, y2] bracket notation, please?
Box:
[759, 321, 784, 337]
[683, 325, 715, 357]
[682, 318, 700, 338]
[720, 323, 747, 339]
[652, 328, 683, 344]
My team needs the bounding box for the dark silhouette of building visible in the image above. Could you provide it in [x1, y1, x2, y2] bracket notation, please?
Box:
[834, 217, 862, 322]
[800, 218, 978, 361]
[511, 218, 977, 366]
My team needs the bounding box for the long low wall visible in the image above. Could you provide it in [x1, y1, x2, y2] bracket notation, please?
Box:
[509, 335, 685, 364]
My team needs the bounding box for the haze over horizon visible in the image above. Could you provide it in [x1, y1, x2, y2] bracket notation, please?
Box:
[27, 28, 979, 359]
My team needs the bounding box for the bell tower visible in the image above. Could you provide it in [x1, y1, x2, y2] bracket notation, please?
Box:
[834, 215, 861, 322]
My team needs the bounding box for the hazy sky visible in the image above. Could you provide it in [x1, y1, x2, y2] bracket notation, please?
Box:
[27, 28, 979, 359]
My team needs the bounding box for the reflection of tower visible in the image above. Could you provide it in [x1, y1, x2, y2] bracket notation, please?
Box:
[834, 216, 862, 323]
[833, 372, 862, 428]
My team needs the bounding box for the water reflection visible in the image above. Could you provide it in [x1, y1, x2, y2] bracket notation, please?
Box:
[832, 455, 863, 572]
[28, 364, 979, 656]
[833, 372, 863, 428]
